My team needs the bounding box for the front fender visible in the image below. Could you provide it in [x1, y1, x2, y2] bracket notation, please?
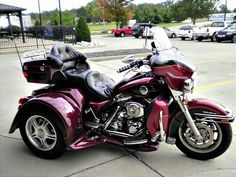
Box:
[9, 89, 85, 144]
[167, 98, 234, 139]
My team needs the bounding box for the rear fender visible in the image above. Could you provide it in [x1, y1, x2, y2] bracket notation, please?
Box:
[9, 90, 85, 145]
[167, 98, 234, 139]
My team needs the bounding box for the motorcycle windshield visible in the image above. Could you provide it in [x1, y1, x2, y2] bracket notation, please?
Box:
[153, 27, 172, 51]
[151, 27, 196, 71]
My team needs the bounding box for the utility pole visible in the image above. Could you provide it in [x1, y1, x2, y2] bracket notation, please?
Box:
[38, 0, 42, 26]
[224, 0, 228, 21]
[58, 0, 62, 25]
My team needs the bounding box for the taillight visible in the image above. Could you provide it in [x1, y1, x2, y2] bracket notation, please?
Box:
[18, 97, 27, 105]
[23, 71, 29, 78]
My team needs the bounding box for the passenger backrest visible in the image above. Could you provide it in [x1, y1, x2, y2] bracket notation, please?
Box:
[49, 44, 87, 71]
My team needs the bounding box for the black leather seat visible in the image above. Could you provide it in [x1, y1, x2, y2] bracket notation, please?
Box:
[86, 71, 115, 99]
[47, 44, 115, 100]
[47, 44, 89, 87]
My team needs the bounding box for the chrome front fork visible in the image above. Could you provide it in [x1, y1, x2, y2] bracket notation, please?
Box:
[176, 96, 203, 142]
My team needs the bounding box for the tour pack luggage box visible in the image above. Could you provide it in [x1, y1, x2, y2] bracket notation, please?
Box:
[22, 50, 52, 84]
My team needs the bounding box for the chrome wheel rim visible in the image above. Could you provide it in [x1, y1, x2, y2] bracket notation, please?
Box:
[25, 115, 57, 151]
[178, 121, 222, 153]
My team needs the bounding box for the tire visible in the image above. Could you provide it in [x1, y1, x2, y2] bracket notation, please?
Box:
[135, 35, 139, 38]
[20, 110, 66, 159]
[181, 37, 186, 40]
[197, 38, 202, 42]
[171, 33, 176, 38]
[120, 32, 125, 37]
[176, 110, 232, 160]
[231, 35, 236, 43]
[211, 33, 216, 42]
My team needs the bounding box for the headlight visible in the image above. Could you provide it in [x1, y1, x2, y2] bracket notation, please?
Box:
[226, 32, 232, 35]
[183, 72, 197, 92]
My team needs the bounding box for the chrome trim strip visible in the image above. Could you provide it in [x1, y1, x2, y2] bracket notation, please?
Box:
[123, 139, 148, 145]
[105, 130, 132, 138]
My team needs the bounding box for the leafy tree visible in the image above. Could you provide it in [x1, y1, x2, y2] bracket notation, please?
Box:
[218, 4, 231, 13]
[134, 4, 162, 24]
[86, 0, 100, 23]
[177, 0, 215, 25]
[97, 0, 134, 28]
[75, 17, 91, 42]
[170, 3, 187, 22]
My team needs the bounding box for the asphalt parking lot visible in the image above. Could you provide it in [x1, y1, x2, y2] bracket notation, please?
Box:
[0, 36, 236, 177]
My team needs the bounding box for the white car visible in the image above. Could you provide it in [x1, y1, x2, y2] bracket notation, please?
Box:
[178, 25, 201, 40]
[142, 27, 177, 38]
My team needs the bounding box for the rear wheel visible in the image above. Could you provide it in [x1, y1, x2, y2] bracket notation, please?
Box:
[171, 33, 176, 38]
[211, 33, 216, 42]
[176, 111, 232, 160]
[120, 32, 125, 37]
[20, 111, 66, 159]
[231, 35, 236, 43]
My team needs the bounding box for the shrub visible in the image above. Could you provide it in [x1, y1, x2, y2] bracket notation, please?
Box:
[75, 17, 91, 42]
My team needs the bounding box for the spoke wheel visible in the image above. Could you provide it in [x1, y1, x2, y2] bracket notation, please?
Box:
[175, 109, 232, 160]
[178, 122, 222, 154]
[20, 110, 65, 159]
[26, 115, 57, 151]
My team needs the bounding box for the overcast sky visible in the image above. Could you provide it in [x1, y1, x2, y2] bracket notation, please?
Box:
[0, 0, 236, 13]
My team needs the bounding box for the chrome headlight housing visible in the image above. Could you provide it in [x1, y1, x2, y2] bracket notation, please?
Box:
[183, 72, 197, 92]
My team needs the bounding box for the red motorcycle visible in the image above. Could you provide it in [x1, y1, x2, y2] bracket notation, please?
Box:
[9, 28, 234, 159]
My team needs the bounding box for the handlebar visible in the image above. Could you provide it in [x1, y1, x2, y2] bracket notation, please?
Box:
[117, 59, 144, 73]
[117, 54, 152, 73]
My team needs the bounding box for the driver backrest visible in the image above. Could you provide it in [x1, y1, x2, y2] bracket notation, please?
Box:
[49, 44, 87, 71]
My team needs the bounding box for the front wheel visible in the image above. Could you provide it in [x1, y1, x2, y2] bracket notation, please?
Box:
[20, 110, 66, 159]
[176, 119, 232, 160]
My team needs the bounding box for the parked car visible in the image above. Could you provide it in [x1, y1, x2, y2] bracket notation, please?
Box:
[163, 27, 177, 38]
[111, 26, 132, 37]
[142, 27, 176, 38]
[131, 23, 155, 38]
[178, 25, 201, 40]
[216, 22, 236, 43]
[193, 21, 230, 42]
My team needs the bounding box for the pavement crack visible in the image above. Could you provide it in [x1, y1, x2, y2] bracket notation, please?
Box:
[64, 154, 129, 177]
[0, 134, 21, 140]
[125, 149, 165, 177]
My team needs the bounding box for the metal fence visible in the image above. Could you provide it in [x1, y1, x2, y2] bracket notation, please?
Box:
[0, 26, 75, 53]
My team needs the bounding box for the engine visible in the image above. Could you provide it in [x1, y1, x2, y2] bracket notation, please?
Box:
[109, 99, 145, 135]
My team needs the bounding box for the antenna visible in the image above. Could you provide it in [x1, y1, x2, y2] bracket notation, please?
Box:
[11, 36, 23, 69]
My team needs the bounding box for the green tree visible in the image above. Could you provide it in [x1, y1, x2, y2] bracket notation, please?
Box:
[218, 4, 231, 13]
[170, 3, 187, 22]
[97, 0, 134, 28]
[177, 0, 215, 25]
[75, 17, 91, 42]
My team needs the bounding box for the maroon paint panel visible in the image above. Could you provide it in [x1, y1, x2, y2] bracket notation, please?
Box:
[152, 65, 195, 90]
[187, 98, 231, 115]
[32, 88, 85, 144]
[89, 100, 111, 110]
[119, 77, 155, 91]
[147, 97, 169, 136]
[168, 98, 233, 136]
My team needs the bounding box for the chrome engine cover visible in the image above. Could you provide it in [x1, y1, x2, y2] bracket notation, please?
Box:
[126, 102, 144, 118]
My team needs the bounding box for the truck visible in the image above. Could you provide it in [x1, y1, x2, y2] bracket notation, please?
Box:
[111, 26, 132, 37]
[193, 21, 231, 42]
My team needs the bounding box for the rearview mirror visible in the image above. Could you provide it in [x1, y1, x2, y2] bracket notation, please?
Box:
[122, 55, 135, 63]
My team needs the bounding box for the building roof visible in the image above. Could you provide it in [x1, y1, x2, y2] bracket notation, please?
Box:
[0, 3, 26, 14]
